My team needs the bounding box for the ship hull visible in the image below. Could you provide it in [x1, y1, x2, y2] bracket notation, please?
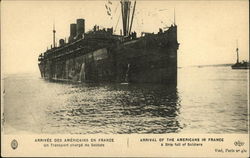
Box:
[38, 26, 179, 86]
[231, 66, 249, 69]
[231, 63, 249, 69]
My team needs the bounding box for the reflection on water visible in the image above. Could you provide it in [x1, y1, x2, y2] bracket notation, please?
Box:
[48, 84, 181, 134]
[3, 66, 249, 134]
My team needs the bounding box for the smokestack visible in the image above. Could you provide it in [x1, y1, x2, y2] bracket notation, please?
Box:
[76, 19, 85, 38]
[59, 39, 65, 47]
[70, 24, 77, 37]
[68, 23, 76, 42]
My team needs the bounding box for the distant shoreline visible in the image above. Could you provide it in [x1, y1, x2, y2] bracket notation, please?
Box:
[178, 63, 233, 69]
[193, 63, 233, 67]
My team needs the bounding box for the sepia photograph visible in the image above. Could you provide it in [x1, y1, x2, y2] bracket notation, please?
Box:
[1, 0, 249, 157]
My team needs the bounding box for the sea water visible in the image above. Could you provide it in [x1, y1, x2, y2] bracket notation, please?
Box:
[3, 66, 249, 134]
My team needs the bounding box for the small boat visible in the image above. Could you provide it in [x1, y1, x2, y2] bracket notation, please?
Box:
[231, 61, 249, 69]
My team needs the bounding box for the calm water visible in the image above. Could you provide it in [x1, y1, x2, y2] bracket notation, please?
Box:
[3, 66, 249, 134]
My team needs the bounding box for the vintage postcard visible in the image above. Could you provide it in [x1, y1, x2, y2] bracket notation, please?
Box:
[1, 0, 249, 157]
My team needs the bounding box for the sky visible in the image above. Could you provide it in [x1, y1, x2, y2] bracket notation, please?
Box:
[1, 0, 249, 74]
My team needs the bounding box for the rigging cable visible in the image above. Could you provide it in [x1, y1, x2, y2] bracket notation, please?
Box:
[114, 11, 121, 32]
[113, 1, 119, 14]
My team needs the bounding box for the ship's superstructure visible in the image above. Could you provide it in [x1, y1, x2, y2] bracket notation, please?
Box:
[38, 0, 179, 85]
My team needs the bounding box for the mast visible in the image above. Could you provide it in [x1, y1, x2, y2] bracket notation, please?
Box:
[121, 0, 135, 36]
[120, 1, 125, 35]
[236, 40, 239, 63]
[174, 8, 176, 26]
[126, 1, 131, 35]
[128, 1, 136, 35]
[53, 22, 56, 48]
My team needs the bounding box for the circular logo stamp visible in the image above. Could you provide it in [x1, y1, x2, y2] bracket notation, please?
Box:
[11, 139, 18, 150]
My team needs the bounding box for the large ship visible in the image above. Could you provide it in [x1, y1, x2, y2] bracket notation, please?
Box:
[38, 0, 179, 85]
